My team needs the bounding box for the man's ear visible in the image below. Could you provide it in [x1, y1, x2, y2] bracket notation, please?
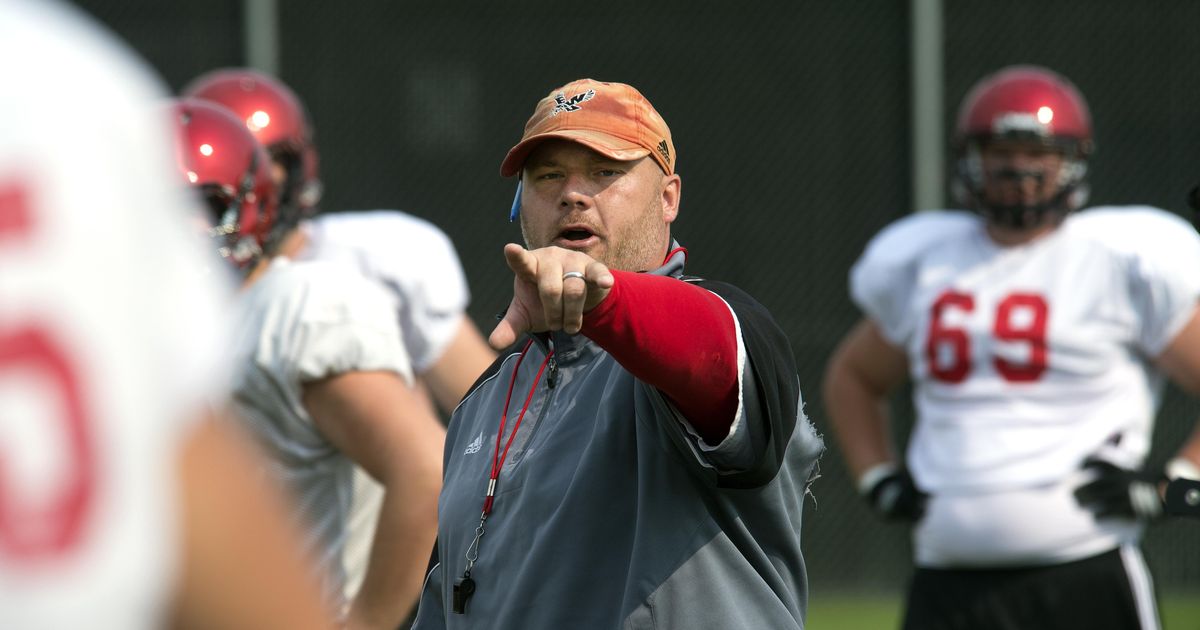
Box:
[661, 174, 681, 224]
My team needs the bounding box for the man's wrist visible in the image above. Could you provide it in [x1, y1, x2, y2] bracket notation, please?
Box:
[1166, 456, 1200, 481]
[857, 461, 898, 496]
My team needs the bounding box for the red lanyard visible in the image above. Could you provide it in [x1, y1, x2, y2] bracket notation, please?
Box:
[484, 338, 554, 515]
[454, 337, 554, 615]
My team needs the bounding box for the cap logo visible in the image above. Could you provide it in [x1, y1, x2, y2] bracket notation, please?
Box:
[551, 89, 595, 116]
[656, 139, 670, 163]
[992, 112, 1050, 136]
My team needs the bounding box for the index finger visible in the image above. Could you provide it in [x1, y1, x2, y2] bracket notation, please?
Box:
[503, 243, 538, 281]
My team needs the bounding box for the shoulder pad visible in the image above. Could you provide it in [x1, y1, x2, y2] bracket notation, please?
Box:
[1065, 205, 1198, 257]
[858, 210, 981, 269]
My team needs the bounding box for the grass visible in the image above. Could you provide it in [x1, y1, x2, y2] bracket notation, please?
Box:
[807, 594, 900, 629]
[806, 592, 1200, 629]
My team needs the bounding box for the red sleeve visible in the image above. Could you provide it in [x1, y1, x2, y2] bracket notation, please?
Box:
[580, 270, 739, 444]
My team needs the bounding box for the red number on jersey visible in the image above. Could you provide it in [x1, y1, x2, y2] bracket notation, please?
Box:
[926, 290, 1050, 384]
[993, 293, 1049, 382]
[0, 328, 96, 560]
[0, 178, 33, 241]
[0, 179, 97, 562]
[925, 291, 975, 383]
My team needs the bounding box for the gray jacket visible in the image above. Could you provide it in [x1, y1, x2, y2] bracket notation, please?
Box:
[412, 248, 824, 629]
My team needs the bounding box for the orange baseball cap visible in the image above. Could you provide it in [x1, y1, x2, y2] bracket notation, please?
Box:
[500, 78, 675, 177]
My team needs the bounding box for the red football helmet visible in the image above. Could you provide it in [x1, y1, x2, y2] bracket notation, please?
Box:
[170, 98, 278, 268]
[182, 68, 321, 221]
[953, 65, 1094, 227]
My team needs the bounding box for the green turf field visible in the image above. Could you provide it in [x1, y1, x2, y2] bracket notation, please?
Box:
[806, 592, 1200, 629]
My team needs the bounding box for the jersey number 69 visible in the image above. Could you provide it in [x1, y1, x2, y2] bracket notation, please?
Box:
[926, 290, 1049, 384]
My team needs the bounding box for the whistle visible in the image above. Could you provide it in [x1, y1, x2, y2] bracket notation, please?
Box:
[452, 575, 476, 614]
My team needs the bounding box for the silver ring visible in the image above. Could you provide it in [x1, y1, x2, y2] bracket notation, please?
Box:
[562, 271, 586, 282]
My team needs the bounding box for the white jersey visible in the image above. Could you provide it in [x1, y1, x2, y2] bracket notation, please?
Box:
[229, 257, 412, 607]
[851, 207, 1200, 565]
[301, 210, 470, 372]
[300, 211, 466, 603]
[0, 1, 232, 626]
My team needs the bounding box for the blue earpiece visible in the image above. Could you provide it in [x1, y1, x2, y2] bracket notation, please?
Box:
[509, 180, 522, 222]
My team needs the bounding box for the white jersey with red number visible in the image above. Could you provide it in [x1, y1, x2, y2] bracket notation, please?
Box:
[851, 207, 1200, 566]
[0, 0, 233, 626]
[300, 210, 470, 372]
[229, 257, 412, 609]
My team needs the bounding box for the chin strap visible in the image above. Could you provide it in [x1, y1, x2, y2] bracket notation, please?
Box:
[979, 185, 1077, 229]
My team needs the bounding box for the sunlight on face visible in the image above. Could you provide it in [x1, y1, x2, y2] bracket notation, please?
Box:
[518, 140, 677, 271]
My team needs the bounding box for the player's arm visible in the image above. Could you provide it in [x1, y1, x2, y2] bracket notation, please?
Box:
[1079, 305, 1200, 520]
[303, 371, 444, 630]
[1154, 305, 1200, 478]
[1076, 287, 1200, 521]
[823, 318, 908, 479]
[422, 315, 497, 413]
[823, 317, 926, 520]
[169, 410, 334, 630]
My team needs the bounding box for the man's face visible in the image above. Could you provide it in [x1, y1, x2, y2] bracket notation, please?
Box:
[519, 140, 680, 272]
[978, 140, 1067, 211]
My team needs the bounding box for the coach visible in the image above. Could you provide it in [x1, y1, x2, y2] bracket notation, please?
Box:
[410, 78, 824, 630]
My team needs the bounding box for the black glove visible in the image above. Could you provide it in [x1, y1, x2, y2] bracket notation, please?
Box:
[864, 468, 928, 522]
[1165, 477, 1200, 518]
[1073, 458, 1166, 520]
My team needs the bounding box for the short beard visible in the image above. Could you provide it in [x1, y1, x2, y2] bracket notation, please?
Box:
[605, 194, 669, 272]
[520, 194, 669, 272]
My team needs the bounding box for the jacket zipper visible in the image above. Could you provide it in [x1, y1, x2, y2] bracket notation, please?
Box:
[510, 336, 558, 466]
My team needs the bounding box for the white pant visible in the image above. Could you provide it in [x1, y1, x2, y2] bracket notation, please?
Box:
[914, 469, 1143, 568]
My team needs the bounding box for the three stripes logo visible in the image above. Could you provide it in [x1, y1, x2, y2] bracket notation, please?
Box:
[464, 431, 484, 455]
[656, 139, 670, 164]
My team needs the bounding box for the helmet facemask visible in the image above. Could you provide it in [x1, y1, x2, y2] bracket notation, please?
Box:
[268, 143, 322, 213]
[260, 143, 321, 257]
[200, 165, 265, 267]
[956, 135, 1090, 230]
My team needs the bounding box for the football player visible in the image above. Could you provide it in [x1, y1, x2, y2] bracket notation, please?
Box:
[181, 68, 496, 416]
[181, 69, 494, 608]
[824, 65, 1200, 630]
[0, 1, 331, 628]
[170, 97, 444, 629]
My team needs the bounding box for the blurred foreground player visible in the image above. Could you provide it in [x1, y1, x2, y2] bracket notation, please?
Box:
[0, 1, 331, 628]
[171, 97, 444, 629]
[825, 65, 1200, 630]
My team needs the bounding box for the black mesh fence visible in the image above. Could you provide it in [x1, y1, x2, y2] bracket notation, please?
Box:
[71, 0, 1200, 598]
